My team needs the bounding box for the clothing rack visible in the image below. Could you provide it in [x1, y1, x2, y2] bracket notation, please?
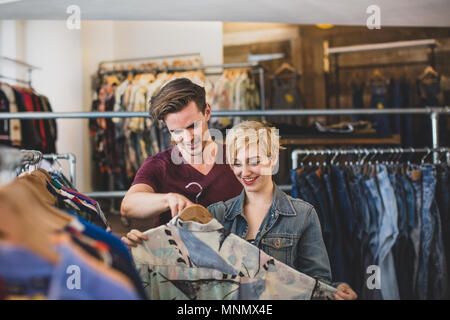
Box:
[17, 149, 77, 186]
[291, 147, 450, 169]
[326, 39, 439, 109]
[99, 61, 266, 111]
[0, 56, 41, 87]
[42, 153, 77, 187]
[0, 107, 448, 199]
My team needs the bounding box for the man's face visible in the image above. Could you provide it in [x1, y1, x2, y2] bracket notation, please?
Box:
[164, 101, 211, 158]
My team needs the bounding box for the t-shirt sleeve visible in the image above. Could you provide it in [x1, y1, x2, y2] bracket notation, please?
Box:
[131, 156, 164, 192]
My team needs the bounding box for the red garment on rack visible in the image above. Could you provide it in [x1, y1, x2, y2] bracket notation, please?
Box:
[32, 93, 47, 151]
[16, 88, 47, 151]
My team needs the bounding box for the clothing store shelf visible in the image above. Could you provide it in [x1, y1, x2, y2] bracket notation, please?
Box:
[280, 134, 401, 146]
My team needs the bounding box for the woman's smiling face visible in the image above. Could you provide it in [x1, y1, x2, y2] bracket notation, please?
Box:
[231, 144, 274, 192]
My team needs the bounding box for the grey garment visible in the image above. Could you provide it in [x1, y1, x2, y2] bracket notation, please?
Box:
[207, 183, 332, 285]
[375, 165, 400, 300]
[270, 73, 305, 126]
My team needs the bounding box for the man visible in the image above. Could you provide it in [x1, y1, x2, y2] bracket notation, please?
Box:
[121, 78, 243, 247]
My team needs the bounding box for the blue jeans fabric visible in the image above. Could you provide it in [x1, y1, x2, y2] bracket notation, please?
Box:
[305, 171, 333, 253]
[416, 76, 440, 147]
[290, 169, 300, 199]
[376, 165, 400, 300]
[436, 165, 450, 298]
[361, 175, 383, 300]
[417, 164, 436, 300]
[390, 79, 402, 135]
[323, 172, 347, 283]
[421, 165, 448, 300]
[389, 171, 414, 300]
[370, 80, 391, 135]
[398, 174, 417, 299]
[331, 166, 355, 287]
[408, 166, 423, 298]
[346, 169, 370, 296]
[351, 81, 365, 122]
[400, 79, 413, 147]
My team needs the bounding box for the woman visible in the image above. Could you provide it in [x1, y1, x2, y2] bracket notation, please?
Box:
[207, 120, 357, 300]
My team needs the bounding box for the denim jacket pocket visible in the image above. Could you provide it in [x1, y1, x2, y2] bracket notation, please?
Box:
[261, 236, 294, 266]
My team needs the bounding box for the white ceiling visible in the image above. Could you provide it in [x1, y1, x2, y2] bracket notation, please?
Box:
[0, 0, 449, 27]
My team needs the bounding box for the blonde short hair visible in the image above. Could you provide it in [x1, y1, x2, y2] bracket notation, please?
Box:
[225, 121, 282, 165]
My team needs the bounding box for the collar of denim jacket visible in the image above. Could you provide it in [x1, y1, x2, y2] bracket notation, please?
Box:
[224, 183, 296, 221]
[170, 215, 224, 232]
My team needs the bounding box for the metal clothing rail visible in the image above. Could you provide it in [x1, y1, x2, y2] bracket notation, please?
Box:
[42, 153, 77, 186]
[1, 108, 447, 200]
[0, 107, 448, 119]
[18, 150, 77, 185]
[20, 149, 43, 165]
[0, 106, 447, 150]
[291, 147, 450, 169]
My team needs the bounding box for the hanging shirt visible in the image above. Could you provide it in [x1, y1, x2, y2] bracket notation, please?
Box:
[131, 216, 337, 300]
[0, 83, 21, 146]
[132, 143, 243, 226]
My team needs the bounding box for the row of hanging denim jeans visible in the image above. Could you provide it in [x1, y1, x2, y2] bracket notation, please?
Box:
[290, 163, 449, 299]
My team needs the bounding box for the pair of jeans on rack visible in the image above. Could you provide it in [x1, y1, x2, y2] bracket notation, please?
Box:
[390, 78, 414, 147]
[410, 164, 448, 300]
[369, 80, 392, 136]
[416, 76, 441, 147]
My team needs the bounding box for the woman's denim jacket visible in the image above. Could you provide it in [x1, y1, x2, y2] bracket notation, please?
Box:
[207, 183, 332, 284]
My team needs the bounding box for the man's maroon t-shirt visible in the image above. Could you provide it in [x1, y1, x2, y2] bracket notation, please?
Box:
[132, 143, 243, 225]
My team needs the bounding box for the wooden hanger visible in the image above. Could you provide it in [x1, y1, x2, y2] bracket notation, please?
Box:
[178, 204, 213, 224]
[275, 62, 296, 75]
[420, 65, 439, 80]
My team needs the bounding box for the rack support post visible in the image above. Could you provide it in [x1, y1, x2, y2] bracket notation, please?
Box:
[430, 111, 440, 164]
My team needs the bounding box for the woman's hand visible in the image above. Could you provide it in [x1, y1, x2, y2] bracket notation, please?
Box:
[334, 283, 358, 300]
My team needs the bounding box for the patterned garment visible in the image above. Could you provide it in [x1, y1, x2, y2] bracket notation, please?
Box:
[131, 217, 337, 300]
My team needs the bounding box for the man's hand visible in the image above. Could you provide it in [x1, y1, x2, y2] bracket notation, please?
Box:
[334, 283, 358, 300]
[165, 192, 194, 217]
[121, 229, 148, 248]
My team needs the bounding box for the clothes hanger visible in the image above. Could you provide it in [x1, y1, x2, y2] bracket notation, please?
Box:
[275, 62, 296, 76]
[372, 69, 385, 85]
[178, 204, 213, 224]
[419, 66, 439, 80]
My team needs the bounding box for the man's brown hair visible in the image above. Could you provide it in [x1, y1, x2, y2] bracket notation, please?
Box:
[149, 78, 206, 121]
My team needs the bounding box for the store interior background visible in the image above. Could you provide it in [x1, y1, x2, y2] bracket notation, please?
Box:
[1, 0, 449, 234]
